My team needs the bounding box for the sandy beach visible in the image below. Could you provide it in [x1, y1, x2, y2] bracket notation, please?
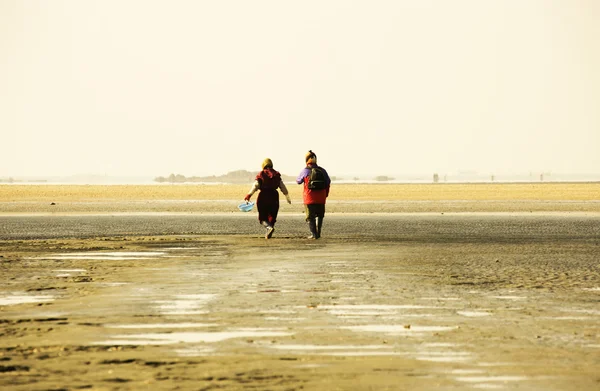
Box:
[1, 183, 599, 390]
[1, 182, 600, 215]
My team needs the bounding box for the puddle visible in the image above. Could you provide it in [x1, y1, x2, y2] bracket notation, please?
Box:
[560, 308, 600, 315]
[420, 297, 461, 301]
[106, 323, 219, 329]
[55, 269, 87, 278]
[268, 344, 407, 356]
[582, 287, 600, 292]
[260, 310, 297, 314]
[95, 329, 292, 345]
[35, 252, 166, 260]
[316, 305, 437, 310]
[323, 351, 407, 356]
[295, 364, 327, 368]
[155, 294, 216, 315]
[414, 342, 474, 362]
[177, 272, 209, 277]
[330, 280, 363, 284]
[477, 362, 514, 367]
[457, 311, 492, 317]
[379, 314, 436, 319]
[317, 305, 440, 317]
[175, 346, 215, 356]
[95, 338, 174, 345]
[490, 296, 527, 300]
[328, 310, 398, 316]
[42, 256, 158, 260]
[0, 295, 54, 306]
[451, 369, 486, 374]
[343, 325, 457, 335]
[540, 316, 590, 320]
[270, 344, 392, 351]
[329, 272, 368, 275]
[72, 251, 166, 257]
[415, 352, 472, 362]
[422, 343, 460, 348]
[264, 317, 303, 321]
[455, 375, 528, 383]
[175, 294, 217, 300]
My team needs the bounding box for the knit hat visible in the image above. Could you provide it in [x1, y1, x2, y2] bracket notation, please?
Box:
[262, 158, 273, 169]
[305, 150, 317, 164]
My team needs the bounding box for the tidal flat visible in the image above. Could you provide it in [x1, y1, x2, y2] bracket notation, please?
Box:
[0, 183, 598, 390]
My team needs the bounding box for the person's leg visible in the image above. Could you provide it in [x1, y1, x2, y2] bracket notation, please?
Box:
[268, 197, 280, 227]
[265, 222, 275, 239]
[258, 192, 277, 239]
[258, 214, 267, 228]
[315, 204, 325, 238]
[256, 193, 268, 228]
[316, 217, 323, 239]
[265, 196, 279, 239]
[305, 204, 318, 239]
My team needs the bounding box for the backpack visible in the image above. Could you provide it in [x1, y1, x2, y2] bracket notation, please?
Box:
[307, 166, 327, 190]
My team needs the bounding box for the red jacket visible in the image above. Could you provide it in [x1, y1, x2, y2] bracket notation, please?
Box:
[296, 164, 330, 205]
[256, 168, 281, 191]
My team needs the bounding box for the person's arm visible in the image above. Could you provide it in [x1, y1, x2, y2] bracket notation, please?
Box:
[279, 181, 292, 204]
[296, 168, 309, 185]
[244, 180, 260, 201]
[323, 168, 331, 197]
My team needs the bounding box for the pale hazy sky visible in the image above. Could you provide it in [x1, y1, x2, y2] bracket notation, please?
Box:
[2, 0, 599, 178]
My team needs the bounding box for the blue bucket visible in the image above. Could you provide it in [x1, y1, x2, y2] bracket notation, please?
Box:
[238, 201, 255, 212]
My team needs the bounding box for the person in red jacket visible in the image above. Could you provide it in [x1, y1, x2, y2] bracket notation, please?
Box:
[296, 150, 331, 239]
[244, 158, 291, 239]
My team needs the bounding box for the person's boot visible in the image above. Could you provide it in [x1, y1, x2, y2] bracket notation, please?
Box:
[308, 218, 317, 239]
[266, 225, 275, 239]
[316, 216, 323, 239]
[262, 221, 275, 239]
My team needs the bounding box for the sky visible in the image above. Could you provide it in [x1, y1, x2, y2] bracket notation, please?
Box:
[2, 0, 599, 179]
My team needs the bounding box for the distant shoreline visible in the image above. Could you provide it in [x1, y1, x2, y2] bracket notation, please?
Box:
[2, 179, 600, 186]
[2, 171, 600, 186]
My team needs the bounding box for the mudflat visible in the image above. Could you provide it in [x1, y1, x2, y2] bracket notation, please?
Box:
[1, 184, 599, 390]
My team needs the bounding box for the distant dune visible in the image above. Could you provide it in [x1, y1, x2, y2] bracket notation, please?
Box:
[154, 170, 296, 184]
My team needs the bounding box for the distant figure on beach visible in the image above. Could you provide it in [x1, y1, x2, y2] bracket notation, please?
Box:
[297, 150, 331, 239]
[244, 158, 291, 239]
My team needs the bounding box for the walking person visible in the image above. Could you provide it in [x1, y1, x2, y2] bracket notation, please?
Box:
[244, 158, 291, 239]
[297, 150, 331, 239]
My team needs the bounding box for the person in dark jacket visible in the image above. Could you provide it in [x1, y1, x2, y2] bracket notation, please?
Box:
[296, 150, 331, 239]
[244, 158, 291, 239]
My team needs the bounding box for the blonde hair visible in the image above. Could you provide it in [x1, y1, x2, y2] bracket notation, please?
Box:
[262, 158, 273, 169]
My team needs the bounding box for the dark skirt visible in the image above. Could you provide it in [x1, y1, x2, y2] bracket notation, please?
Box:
[257, 189, 279, 226]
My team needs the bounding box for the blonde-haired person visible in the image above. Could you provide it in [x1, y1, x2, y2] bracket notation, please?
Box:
[296, 150, 331, 239]
[244, 158, 291, 239]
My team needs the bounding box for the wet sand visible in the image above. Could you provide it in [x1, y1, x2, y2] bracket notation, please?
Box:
[1, 184, 599, 390]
